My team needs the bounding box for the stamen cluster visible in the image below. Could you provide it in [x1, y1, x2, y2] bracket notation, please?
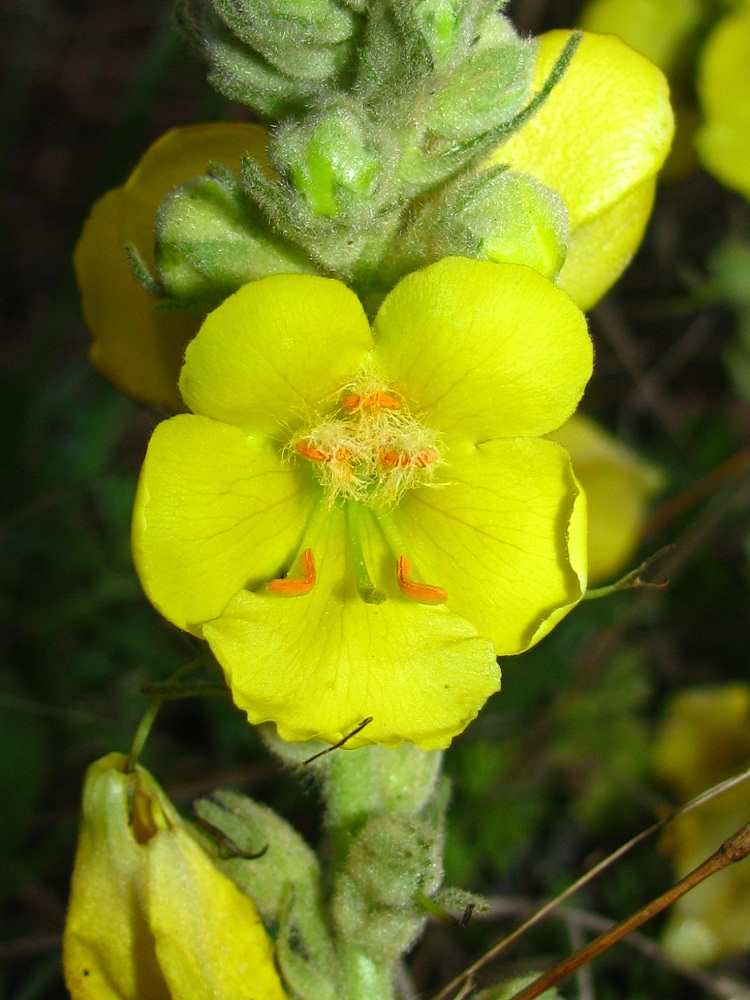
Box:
[291, 375, 441, 506]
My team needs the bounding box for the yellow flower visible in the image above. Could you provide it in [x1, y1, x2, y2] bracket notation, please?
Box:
[75, 123, 271, 412]
[494, 30, 674, 311]
[695, 6, 750, 201]
[579, 0, 703, 79]
[132, 258, 591, 749]
[652, 685, 750, 965]
[63, 753, 289, 1000]
[549, 415, 665, 584]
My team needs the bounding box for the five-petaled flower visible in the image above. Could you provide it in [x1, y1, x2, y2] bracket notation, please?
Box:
[132, 257, 592, 749]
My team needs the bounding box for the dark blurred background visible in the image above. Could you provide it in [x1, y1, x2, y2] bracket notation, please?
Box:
[2, 1, 750, 997]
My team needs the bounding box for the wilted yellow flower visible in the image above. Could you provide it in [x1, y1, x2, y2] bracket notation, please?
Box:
[652, 685, 750, 965]
[63, 752, 288, 1000]
[550, 415, 665, 584]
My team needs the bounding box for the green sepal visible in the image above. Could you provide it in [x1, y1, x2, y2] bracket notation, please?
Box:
[177, 0, 335, 115]
[398, 0, 473, 67]
[331, 813, 444, 965]
[193, 791, 337, 980]
[153, 167, 312, 311]
[424, 39, 535, 141]
[375, 166, 568, 306]
[211, 0, 355, 82]
[272, 104, 383, 218]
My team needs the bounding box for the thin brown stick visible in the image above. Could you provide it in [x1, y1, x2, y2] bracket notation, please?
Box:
[431, 766, 750, 1000]
[504, 823, 750, 1000]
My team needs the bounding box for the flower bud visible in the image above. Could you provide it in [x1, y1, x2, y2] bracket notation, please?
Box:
[273, 108, 382, 218]
[63, 753, 288, 1000]
[391, 168, 569, 284]
[154, 171, 310, 311]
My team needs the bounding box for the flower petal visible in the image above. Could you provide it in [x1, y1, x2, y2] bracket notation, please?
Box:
[372, 257, 592, 442]
[556, 179, 656, 312]
[380, 438, 587, 655]
[203, 505, 500, 750]
[497, 31, 673, 226]
[491, 31, 673, 308]
[75, 123, 271, 412]
[696, 8, 750, 201]
[148, 829, 288, 1000]
[551, 414, 664, 584]
[179, 274, 373, 433]
[132, 414, 317, 633]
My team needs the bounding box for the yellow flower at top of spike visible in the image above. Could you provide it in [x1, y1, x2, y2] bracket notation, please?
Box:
[75, 28, 671, 410]
[132, 257, 592, 750]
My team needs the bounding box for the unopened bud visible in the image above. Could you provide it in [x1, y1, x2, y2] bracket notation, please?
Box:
[154, 171, 310, 310]
[274, 108, 382, 218]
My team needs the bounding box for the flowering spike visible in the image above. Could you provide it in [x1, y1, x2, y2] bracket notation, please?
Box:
[267, 548, 316, 597]
[396, 555, 448, 605]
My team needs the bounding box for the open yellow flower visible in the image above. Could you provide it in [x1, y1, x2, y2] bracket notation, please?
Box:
[132, 257, 591, 749]
[495, 30, 674, 311]
[550, 415, 665, 584]
[75, 124, 271, 412]
[695, 6, 750, 201]
[63, 753, 288, 1000]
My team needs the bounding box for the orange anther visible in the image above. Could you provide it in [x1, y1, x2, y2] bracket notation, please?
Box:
[379, 450, 410, 469]
[342, 391, 401, 410]
[267, 549, 316, 597]
[379, 448, 439, 469]
[396, 555, 448, 605]
[296, 441, 352, 466]
[413, 449, 439, 468]
[296, 440, 329, 463]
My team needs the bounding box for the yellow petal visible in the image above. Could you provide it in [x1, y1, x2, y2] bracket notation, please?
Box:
[203, 504, 500, 750]
[132, 414, 317, 633]
[550, 414, 665, 584]
[381, 437, 587, 656]
[579, 0, 703, 77]
[373, 258, 592, 442]
[148, 828, 288, 1000]
[492, 31, 674, 309]
[696, 8, 750, 200]
[179, 274, 373, 433]
[64, 753, 288, 1000]
[556, 179, 656, 313]
[63, 754, 169, 999]
[75, 123, 270, 411]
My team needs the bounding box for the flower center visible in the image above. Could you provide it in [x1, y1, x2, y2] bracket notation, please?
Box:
[290, 374, 441, 507]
